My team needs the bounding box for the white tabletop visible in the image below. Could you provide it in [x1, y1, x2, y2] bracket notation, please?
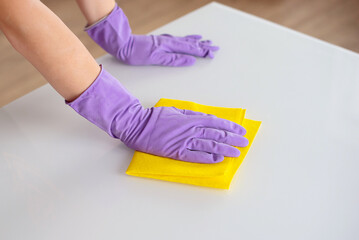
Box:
[1, 2, 359, 239]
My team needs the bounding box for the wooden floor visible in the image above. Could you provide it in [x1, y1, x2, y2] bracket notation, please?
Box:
[1, 0, 359, 107]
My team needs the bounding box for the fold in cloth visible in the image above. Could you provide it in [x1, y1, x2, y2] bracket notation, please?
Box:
[126, 99, 261, 189]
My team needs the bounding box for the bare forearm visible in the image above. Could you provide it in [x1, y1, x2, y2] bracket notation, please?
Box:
[0, 0, 100, 101]
[76, 0, 116, 26]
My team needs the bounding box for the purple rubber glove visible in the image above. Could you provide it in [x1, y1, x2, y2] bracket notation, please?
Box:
[66, 66, 249, 164]
[85, 4, 219, 66]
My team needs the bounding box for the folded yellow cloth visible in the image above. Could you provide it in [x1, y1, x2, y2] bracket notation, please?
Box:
[126, 99, 261, 189]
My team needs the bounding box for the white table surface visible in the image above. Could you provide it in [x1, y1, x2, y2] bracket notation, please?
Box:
[1, 2, 359, 239]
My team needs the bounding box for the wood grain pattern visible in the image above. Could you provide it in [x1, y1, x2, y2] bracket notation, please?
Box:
[1, 0, 358, 107]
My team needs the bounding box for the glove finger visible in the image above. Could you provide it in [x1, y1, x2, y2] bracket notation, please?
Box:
[200, 43, 220, 51]
[198, 128, 249, 147]
[185, 34, 202, 40]
[159, 35, 218, 58]
[160, 33, 173, 38]
[201, 117, 247, 135]
[165, 39, 212, 57]
[183, 149, 224, 163]
[153, 52, 196, 66]
[161, 34, 202, 43]
[170, 41, 219, 58]
[188, 138, 241, 157]
[178, 109, 214, 117]
[199, 45, 220, 59]
[200, 40, 212, 45]
[204, 49, 215, 59]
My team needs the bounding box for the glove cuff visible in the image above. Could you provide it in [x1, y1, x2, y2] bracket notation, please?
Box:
[85, 3, 132, 58]
[66, 66, 142, 139]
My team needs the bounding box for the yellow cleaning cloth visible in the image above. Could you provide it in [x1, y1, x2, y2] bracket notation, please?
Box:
[126, 99, 261, 189]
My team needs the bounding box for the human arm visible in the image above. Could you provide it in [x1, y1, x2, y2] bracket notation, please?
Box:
[75, 0, 116, 26]
[0, 0, 248, 163]
[75, 0, 219, 66]
[0, 0, 100, 102]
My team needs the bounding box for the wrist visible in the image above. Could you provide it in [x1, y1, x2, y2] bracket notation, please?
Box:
[85, 4, 132, 58]
[84, 3, 117, 30]
[66, 66, 142, 139]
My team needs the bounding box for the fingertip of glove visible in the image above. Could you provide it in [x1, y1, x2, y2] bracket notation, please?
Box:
[212, 154, 225, 163]
[210, 45, 220, 52]
[203, 49, 219, 59]
[236, 136, 249, 148]
[239, 126, 247, 136]
[243, 137, 249, 147]
[173, 55, 196, 66]
[229, 147, 241, 158]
